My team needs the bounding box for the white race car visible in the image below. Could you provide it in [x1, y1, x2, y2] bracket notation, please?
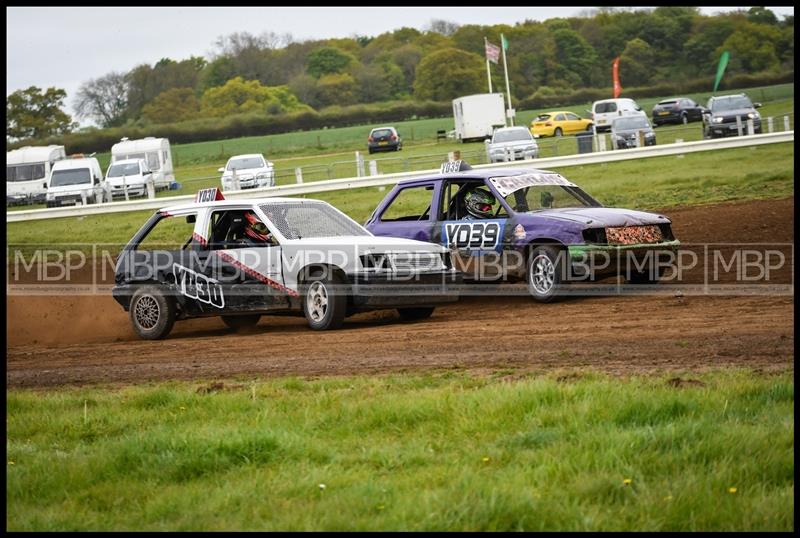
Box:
[113, 189, 460, 339]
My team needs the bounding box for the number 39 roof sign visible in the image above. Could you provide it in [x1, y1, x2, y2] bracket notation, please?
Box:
[489, 173, 576, 198]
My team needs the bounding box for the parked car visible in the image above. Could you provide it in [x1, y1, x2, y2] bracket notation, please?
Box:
[590, 98, 645, 133]
[111, 137, 174, 190]
[702, 93, 762, 139]
[610, 116, 657, 149]
[45, 156, 109, 207]
[106, 158, 153, 198]
[486, 126, 539, 162]
[112, 188, 460, 339]
[530, 110, 593, 137]
[368, 126, 402, 154]
[651, 97, 706, 126]
[219, 154, 275, 191]
[365, 163, 679, 302]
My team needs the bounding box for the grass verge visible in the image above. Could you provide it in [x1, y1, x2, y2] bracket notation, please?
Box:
[6, 369, 793, 531]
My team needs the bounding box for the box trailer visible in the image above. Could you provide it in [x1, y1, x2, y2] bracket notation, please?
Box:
[452, 93, 507, 142]
[6, 145, 66, 204]
[111, 137, 175, 190]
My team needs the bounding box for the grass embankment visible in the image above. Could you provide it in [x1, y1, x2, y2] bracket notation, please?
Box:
[6, 142, 794, 255]
[6, 370, 793, 531]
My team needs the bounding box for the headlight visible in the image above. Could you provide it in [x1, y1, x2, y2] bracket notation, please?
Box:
[256, 172, 271, 179]
[747, 112, 759, 119]
[645, 132, 656, 138]
[713, 117, 724, 123]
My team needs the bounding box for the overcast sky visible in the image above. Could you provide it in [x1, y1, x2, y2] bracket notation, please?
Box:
[6, 6, 794, 126]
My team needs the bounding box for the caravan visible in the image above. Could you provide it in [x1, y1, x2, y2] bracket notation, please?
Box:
[6, 145, 66, 204]
[111, 137, 175, 190]
[452, 93, 506, 142]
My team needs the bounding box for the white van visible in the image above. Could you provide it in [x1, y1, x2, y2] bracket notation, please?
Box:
[111, 137, 174, 190]
[106, 158, 153, 198]
[6, 145, 66, 204]
[590, 98, 646, 133]
[45, 156, 109, 207]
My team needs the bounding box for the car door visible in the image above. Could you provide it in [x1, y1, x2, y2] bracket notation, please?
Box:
[367, 183, 438, 242]
[564, 112, 584, 134]
[199, 207, 291, 312]
[684, 99, 702, 121]
[433, 179, 509, 280]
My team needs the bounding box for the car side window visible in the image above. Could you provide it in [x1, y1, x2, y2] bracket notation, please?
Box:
[207, 209, 277, 249]
[380, 185, 434, 222]
[440, 180, 506, 220]
[555, 113, 566, 121]
[138, 213, 198, 251]
[566, 112, 580, 121]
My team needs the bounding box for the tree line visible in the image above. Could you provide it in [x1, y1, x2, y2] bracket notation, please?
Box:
[7, 7, 794, 142]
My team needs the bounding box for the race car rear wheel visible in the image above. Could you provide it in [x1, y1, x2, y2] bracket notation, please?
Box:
[221, 314, 261, 330]
[302, 271, 346, 330]
[130, 285, 176, 340]
[527, 245, 564, 303]
[397, 307, 435, 321]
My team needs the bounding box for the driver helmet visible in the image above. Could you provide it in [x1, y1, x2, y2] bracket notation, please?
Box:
[244, 211, 272, 242]
[465, 188, 496, 219]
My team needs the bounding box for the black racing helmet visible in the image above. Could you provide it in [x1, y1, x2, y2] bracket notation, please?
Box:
[465, 188, 496, 218]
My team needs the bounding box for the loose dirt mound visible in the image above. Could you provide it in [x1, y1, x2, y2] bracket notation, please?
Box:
[6, 197, 794, 387]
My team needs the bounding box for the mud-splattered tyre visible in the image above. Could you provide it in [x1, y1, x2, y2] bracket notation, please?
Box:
[221, 314, 261, 331]
[398, 307, 435, 321]
[129, 285, 176, 340]
[527, 246, 564, 303]
[302, 271, 347, 331]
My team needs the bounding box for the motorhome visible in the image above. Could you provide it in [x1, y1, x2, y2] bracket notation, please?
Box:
[45, 156, 109, 207]
[452, 93, 507, 142]
[6, 145, 66, 204]
[110, 137, 174, 190]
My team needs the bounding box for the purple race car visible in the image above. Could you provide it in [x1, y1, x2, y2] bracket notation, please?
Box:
[365, 163, 680, 301]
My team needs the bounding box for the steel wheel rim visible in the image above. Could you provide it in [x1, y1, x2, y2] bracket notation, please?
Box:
[134, 295, 160, 330]
[307, 281, 329, 322]
[682, 115, 688, 124]
[530, 254, 556, 295]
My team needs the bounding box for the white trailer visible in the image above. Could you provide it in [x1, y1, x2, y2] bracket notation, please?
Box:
[452, 93, 507, 142]
[6, 145, 66, 204]
[111, 137, 175, 190]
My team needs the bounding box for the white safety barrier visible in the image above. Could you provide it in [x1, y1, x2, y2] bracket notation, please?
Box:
[7, 131, 793, 223]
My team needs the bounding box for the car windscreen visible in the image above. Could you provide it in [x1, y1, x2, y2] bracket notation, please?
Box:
[7, 163, 46, 182]
[613, 117, 650, 130]
[50, 168, 91, 187]
[711, 96, 753, 111]
[657, 100, 678, 106]
[492, 129, 532, 143]
[595, 102, 618, 113]
[371, 129, 393, 138]
[259, 201, 371, 240]
[503, 185, 600, 212]
[107, 163, 141, 177]
[227, 157, 265, 170]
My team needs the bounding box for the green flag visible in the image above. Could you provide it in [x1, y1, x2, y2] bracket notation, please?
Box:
[501, 34, 509, 51]
[713, 51, 730, 93]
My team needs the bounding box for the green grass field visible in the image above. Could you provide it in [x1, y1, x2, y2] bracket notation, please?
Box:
[6, 141, 794, 254]
[6, 370, 793, 531]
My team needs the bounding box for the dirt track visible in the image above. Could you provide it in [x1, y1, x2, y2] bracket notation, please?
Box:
[7, 197, 794, 388]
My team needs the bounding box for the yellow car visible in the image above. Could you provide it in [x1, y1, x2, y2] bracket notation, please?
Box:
[530, 110, 594, 137]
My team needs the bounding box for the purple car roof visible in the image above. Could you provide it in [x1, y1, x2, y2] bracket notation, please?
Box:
[397, 167, 557, 187]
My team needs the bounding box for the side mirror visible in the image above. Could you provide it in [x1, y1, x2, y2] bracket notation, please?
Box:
[218, 167, 225, 173]
[43, 182, 48, 189]
[144, 170, 152, 175]
[186, 215, 196, 224]
[754, 102, 762, 108]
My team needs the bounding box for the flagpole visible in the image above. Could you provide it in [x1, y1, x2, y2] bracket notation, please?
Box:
[484, 37, 493, 94]
[501, 33, 513, 126]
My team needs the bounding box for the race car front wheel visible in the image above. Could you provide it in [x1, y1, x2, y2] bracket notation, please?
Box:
[527, 245, 564, 303]
[221, 314, 261, 331]
[129, 285, 176, 340]
[302, 272, 347, 330]
[398, 307, 435, 321]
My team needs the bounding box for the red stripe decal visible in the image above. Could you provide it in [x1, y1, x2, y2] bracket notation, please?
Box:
[215, 251, 299, 298]
[192, 232, 207, 246]
[160, 210, 172, 217]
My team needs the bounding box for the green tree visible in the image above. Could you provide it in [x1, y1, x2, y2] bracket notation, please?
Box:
[316, 73, 358, 107]
[551, 28, 597, 86]
[619, 38, 656, 86]
[413, 48, 484, 101]
[141, 88, 200, 124]
[747, 7, 778, 26]
[74, 72, 130, 128]
[6, 86, 76, 139]
[306, 47, 356, 78]
[720, 22, 781, 72]
[200, 77, 309, 117]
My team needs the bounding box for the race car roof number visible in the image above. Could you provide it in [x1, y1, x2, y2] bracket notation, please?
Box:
[489, 173, 576, 197]
[195, 187, 225, 203]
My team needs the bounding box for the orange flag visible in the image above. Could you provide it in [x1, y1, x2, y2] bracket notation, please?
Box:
[612, 56, 622, 98]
